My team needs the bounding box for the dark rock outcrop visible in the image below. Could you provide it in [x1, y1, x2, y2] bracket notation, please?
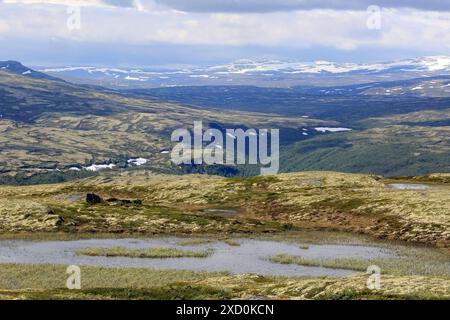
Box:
[86, 193, 103, 205]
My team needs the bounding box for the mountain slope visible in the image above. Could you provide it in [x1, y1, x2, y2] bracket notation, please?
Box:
[0, 60, 62, 82]
[0, 67, 326, 175]
[2, 60, 450, 178]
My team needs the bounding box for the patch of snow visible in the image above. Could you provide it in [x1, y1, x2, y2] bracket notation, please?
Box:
[314, 127, 352, 133]
[388, 183, 431, 190]
[357, 85, 373, 90]
[189, 74, 210, 78]
[84, 164, 116, 172]
[127, 158, 148, 166]
[125, 76, 143, 81]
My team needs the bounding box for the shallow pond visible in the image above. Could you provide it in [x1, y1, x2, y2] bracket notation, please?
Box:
[203, 208, 239, 217]
[387, 183, 431, 190]
[0, 237, 394, 277]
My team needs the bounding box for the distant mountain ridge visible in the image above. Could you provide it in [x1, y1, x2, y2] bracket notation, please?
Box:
[197, 56, 450, 74]
[41, 56, 450, 75]
[36, 56, 450, 89]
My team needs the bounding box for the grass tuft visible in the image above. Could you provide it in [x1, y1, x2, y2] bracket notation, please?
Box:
[269, 254, 369, 271]
[76, 246, 212, 259]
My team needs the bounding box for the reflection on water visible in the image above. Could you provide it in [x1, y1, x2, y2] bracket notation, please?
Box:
[203, 208, 239, 217]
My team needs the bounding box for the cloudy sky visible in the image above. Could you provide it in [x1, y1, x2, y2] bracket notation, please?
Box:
[0, 0, 450, 67]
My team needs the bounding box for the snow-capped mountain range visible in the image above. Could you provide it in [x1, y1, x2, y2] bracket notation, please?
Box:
[198, 56, 450, 74]
[36, 56, 450, 88]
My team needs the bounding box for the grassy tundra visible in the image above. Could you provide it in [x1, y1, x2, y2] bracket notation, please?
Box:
[0, 170, 448, 300]
[0, 170, 448, 247]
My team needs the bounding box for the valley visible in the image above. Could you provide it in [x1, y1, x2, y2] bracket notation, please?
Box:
[0, 66, 327, 177]
[2, 0, 450, 304]
[0, 59, 449, 300]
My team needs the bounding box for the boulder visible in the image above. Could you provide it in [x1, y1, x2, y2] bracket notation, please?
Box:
[86, 193, 103, 205]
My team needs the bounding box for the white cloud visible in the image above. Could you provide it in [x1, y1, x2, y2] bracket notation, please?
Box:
[5, 0, 448, 12]
[2, 0, 107, 7]
[1, 0, 160, 10]
[0, 19, 9, 32]
[151, 0, 450, 12]
[0, 1, 449, 55]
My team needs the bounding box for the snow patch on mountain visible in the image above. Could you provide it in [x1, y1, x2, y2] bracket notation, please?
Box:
[84, 164, 116, 171]
[315, 127, 352, 133]
[127, 158, 148, 166]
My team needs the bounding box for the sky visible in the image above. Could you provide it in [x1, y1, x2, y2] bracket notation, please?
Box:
[0, 0, 450, 67]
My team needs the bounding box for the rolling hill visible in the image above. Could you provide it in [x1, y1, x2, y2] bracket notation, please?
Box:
[0, 63, 326, 178]
[2, 60, 450, 179]
[0, 61, 61, 82]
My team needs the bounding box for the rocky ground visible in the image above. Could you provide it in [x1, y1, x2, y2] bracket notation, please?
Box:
[0, 170, 448, 247]
[0, 170, 449, 300]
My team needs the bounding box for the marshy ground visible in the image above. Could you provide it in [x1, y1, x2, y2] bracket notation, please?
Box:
[0, 170, 449, 300]
[0, 233, 449, 300]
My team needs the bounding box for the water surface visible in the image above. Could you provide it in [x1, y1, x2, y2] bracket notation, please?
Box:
[387, 183, 431, 190]
[0, 237, 394, 277]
